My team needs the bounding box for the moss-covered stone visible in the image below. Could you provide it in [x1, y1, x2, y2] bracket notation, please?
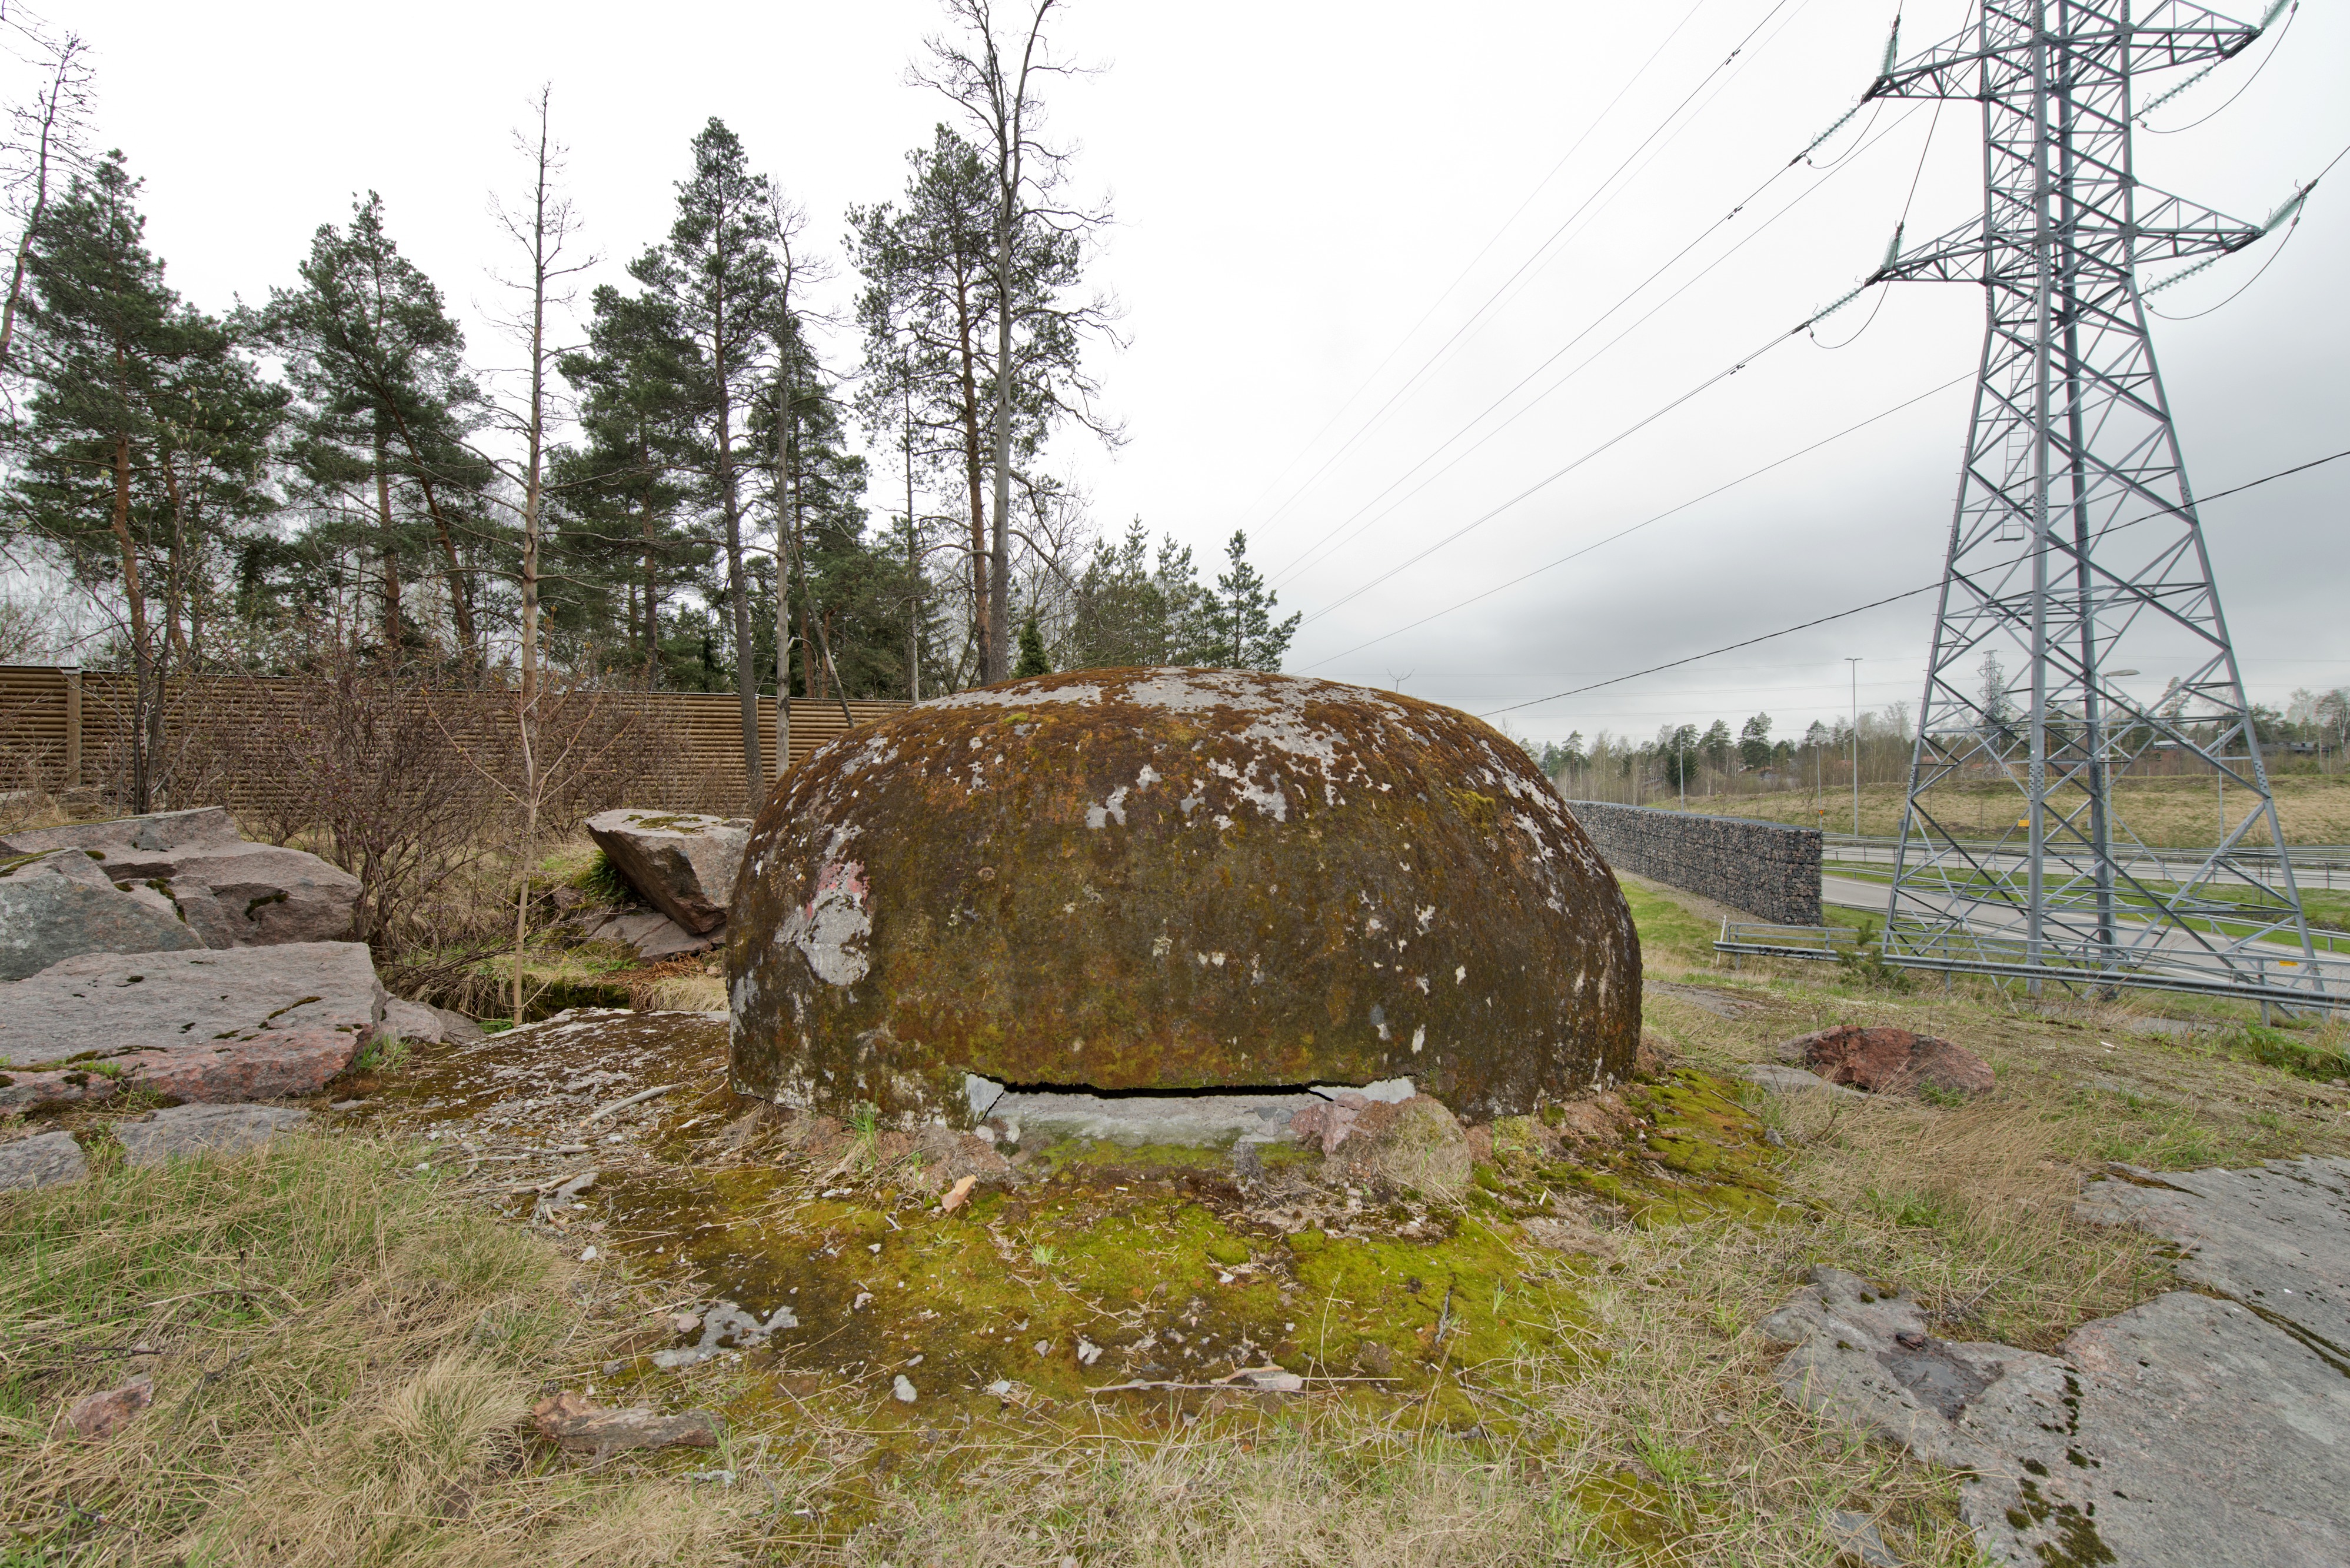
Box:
[730, 668, 1640, 1126]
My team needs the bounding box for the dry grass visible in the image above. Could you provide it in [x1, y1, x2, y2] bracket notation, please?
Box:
[0, 1133, 741, 1564]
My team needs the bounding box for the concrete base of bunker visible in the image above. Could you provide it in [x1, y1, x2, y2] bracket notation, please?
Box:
[728, 668, 1640, 1129]
[953, 1073, 1417, 1150]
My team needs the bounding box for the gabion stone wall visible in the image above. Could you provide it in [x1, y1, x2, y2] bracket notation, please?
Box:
[1561, 800, 1822, 926]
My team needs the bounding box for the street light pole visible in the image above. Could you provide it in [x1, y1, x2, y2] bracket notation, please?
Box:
[1846, 657, 1863, 838]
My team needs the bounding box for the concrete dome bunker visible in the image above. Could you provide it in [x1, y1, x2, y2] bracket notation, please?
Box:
[726, 668, 1640, 1128]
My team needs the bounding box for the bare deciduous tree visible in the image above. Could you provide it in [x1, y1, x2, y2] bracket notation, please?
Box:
[914, 0, 1123, 682]
[483, 85, 595, 1021]
[0, 12, 91, 379]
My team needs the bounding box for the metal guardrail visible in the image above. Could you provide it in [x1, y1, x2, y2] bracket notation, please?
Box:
[1818, 833, 2350, 890]
[1715, 921, 1862, 963]
[1713, 918, 2346, 1017]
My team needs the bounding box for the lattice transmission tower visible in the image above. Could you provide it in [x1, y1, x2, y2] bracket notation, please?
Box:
[1867, 1, 2319, 989]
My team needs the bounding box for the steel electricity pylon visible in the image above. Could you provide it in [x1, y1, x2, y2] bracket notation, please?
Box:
[1866, 1, 2319, 989]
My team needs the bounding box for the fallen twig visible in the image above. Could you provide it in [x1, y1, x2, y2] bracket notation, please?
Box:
[583, 1084, 678, 1125]
[1085, 1368, 1392, 1394]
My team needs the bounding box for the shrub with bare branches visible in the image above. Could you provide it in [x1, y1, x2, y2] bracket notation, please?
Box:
[231, 651, 503, 956]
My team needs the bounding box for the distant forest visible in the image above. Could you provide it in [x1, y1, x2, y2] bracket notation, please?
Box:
[0, 2, 1302, 727]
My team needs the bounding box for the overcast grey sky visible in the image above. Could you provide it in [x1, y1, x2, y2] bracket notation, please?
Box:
[44, 0, 2349, 743]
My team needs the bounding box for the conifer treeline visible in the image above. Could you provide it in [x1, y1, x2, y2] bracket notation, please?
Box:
[0, 26, 1302, 725]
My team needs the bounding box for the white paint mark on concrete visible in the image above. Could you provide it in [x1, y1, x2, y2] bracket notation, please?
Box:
[782, 859, 871, 987]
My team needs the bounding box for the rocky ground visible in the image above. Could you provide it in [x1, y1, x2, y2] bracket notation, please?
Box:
[6, 810, 2350, 1564]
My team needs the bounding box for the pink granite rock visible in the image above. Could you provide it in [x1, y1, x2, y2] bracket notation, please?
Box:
[0, 943, 384, 1106]
[1789, 1024, 1995, 1096]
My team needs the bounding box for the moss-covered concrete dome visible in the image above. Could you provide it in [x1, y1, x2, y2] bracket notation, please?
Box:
[727, 668, 1639, 1126]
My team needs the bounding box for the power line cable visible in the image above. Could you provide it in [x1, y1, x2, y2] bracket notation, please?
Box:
[1226, 0, 1715, 530]
[1257, 0, 1807, 572]
[1274, 98, 1922, 592]
[1296, 272, 1891, 630]
[1476, 445, 2350, 718]
[1296, 370, 1971, 671]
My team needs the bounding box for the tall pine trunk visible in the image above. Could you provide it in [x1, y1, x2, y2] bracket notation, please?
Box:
[987, 205, 1013, 684]
[372, 428, 401, 656]
[720, 385, 759, 808]
[108, 428, 154, 813]
[953, 282, 990, 678]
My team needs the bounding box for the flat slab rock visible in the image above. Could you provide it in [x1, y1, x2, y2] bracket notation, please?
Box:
[1736, 1063, 1859, 1098]
[0, 1130, 88, 1190]
[0, 943, 384, 1108]
[1764, 1259, 2350, 1566]
[0, 806, 360, 962]
[0, 805, 242, 856]
[2076, 1156, 2350, 1363]
[116, 1103, 309, 1166]
[573, 907, 722, 960]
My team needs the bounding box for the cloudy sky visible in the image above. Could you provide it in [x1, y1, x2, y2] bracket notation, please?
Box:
[42, 0, 2349, 744]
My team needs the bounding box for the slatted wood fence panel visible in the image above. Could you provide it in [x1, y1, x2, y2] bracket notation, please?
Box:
[0, 665, 908, 815]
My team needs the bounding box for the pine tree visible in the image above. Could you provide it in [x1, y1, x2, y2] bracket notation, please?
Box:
[1738, 713, 1773, 771]
[850, 119, 1119, 685]
[552, 281, 704, 685]
[256, 194, 487, 664]
[759, 317, 887, 703]
[636, 118, 781, 804]
[1012, 612, 1048, 677]
[9, 152, 284, 805]
[1198, 530, 1299, 671]
[1064, 518, 1221, 669]
[1700, 719, 1733, 777]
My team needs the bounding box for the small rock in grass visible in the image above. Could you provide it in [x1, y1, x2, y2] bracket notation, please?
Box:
[1220, 1365, 1304, 1393]
[116, 1104, 308, 1167]
[0, 1130, 88, 1191]
[1737, 1063, 1859, 1098]
[1076, 1337, 1102, 1367]
[893, 1374, 917, 1404]
[940, 1173, 978, 1212]
[1826, 1510, 1899, 1567]
[1289, 1093, 1366, 1154]
[65, 1374, 154, 1441]
[531, 1389, 718, 1454]
[1519, 1214, 1616, 1260]
[1786, 1025, 1994, 1096]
